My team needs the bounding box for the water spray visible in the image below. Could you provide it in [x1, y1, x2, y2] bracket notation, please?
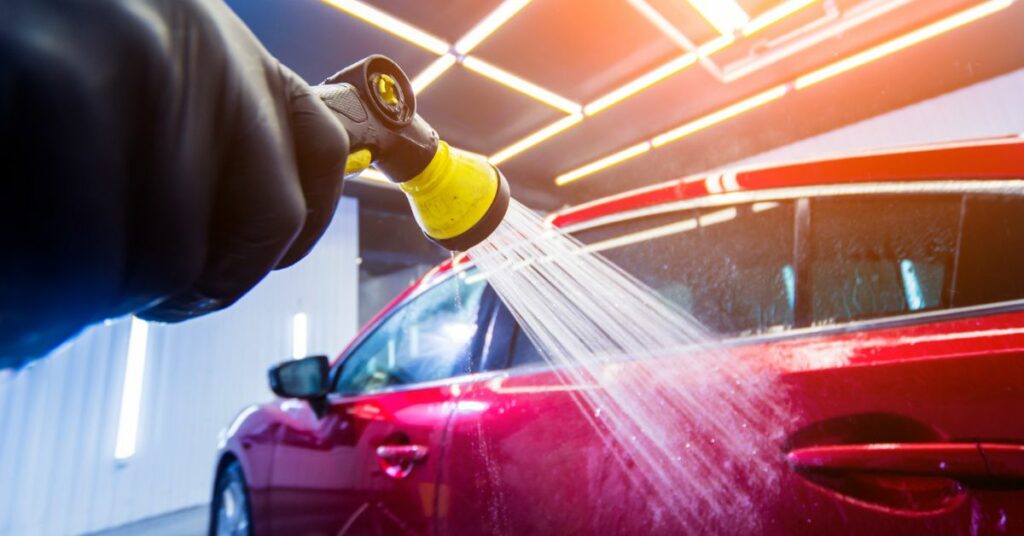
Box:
[314, 55, 510, 251]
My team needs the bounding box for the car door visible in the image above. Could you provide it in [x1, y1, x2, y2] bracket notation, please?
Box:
[268, 272, 488, 535]
[760, 191, 1024, 534]
[440, 200, 798, 534]
[440, 189, 1024, 534]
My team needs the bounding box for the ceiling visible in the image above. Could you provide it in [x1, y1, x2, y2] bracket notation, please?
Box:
[228, 0, 1024, 210]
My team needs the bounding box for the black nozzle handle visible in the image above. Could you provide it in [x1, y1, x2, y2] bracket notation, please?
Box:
[316, 56, 439, 181]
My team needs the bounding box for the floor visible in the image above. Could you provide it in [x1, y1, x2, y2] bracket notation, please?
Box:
[89, 505, 208, 536]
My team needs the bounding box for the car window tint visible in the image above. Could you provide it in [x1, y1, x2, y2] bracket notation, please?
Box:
[574, 202, 795, 336]
[334, 273, 486, 395]
[509, 328, 547, 369]
[809, 195, 959, 325]
[953, 194, 1024, 307]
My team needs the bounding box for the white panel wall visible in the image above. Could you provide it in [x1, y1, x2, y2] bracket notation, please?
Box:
[736, 68, 1024, 167]
[0, 197, 359, 535]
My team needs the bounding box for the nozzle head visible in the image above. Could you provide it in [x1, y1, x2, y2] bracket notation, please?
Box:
[400, 142, 511, 252]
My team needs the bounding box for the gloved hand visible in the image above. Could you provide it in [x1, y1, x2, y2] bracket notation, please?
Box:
[0, 0, 349, 364]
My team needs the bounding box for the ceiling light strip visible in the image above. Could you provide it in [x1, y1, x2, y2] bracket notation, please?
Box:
[320, 0, 450, 55]
[555, 142, 652, 186]
[652, 85, 789, 147]
[462, 56, 582, 114]
[490, 113, 584, 165]
[356, 168, 394, 185]
[455, 0, 533, 54]
[411, 54, 457, 93]
[724, 0, 910, 83]
[584, 53, 698, 116]
[626, 0, 727, 80]
[555, 85, 786, 185]
[687, 0, 751, 35]
[554, 0, 1013, 188]
[742, 0, 819, 36]
[411, 0, 534, 92]
[796, 0, 1014, 89]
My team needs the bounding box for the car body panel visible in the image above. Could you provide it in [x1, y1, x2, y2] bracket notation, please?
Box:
[215, 136, 1024, 535]
[442, 310, 1024, 534]
[262, 384, 459, 535]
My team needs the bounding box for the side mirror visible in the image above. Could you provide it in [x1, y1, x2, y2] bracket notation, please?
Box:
[268, 355, 329, 399]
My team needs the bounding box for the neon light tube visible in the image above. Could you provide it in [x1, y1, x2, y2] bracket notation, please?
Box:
[555, 142, 652, 186]
[795, 0, 1014, 89]
[462, 56, 581, 114]
[688, 0, 750, 35]
[114, 317, 149, 461]
[321, 0, 450, 55]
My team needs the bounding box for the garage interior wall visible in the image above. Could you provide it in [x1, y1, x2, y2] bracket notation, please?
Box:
[736, 68, 1024, 168]
[0, 198, 359, 536]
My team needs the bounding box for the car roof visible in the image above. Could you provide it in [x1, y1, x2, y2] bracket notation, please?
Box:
[550, 135, 1024, 228]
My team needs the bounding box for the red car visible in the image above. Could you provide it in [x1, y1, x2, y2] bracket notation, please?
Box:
[210, 136, 1024, 535]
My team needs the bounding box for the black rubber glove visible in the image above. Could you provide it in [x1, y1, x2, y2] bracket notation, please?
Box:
[0, 0, 350, 365]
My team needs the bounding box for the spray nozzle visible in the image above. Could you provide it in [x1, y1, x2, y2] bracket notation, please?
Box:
[313, 55, 510, 251]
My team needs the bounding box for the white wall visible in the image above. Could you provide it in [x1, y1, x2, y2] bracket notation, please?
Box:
[736, 68, 1024, 167]
[0, 197, 359, 535]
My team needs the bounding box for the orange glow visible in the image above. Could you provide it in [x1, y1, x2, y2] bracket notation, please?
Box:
[742, 0, 818, 36]
[555, 142, 652, 186]
[320, 0, 450, 55]
[462, 56, 581, 114]
[489, 113, 584, 164]
[652, 85, 788, 147]
[411, 54, 456, 93]
[687, 0, 750, 35]
[454, 0, 532, 54]
[796, 0, 1014, 89]
[584, 53, 697, 116]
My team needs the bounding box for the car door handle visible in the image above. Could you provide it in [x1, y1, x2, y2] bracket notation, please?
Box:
[375, 444, 428, 479]
[376, 444, 429, 463]
[787, 442, 1024, 480]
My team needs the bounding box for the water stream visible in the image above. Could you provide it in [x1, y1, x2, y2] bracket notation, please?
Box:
[468, 199, 790, 531]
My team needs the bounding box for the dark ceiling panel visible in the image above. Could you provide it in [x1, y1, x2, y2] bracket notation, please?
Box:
[227, 0, 437, 84]
[416, 65, 566, 156]
[365, 0, 504, 42]
[473, 0, 684, 102]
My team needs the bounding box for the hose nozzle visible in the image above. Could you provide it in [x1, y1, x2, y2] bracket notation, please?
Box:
[399, 141, 510, 251]
[315, 55, 510, 251]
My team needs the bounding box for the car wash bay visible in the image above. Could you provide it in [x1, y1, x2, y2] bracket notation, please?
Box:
[3, 0, 1024, 534]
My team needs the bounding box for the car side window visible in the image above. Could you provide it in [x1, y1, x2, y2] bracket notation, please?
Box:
[808, 195, 960, 325]
[508, 327, 546, 369]
[333, 273, 486, 395]
[575, 202, 796, 336]
[952, 194, 1024, 307]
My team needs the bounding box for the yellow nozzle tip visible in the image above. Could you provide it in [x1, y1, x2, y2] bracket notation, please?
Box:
[400, 142, 510, 251]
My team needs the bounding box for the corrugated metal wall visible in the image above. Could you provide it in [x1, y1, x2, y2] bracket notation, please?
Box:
[0, 198, 359, 535]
